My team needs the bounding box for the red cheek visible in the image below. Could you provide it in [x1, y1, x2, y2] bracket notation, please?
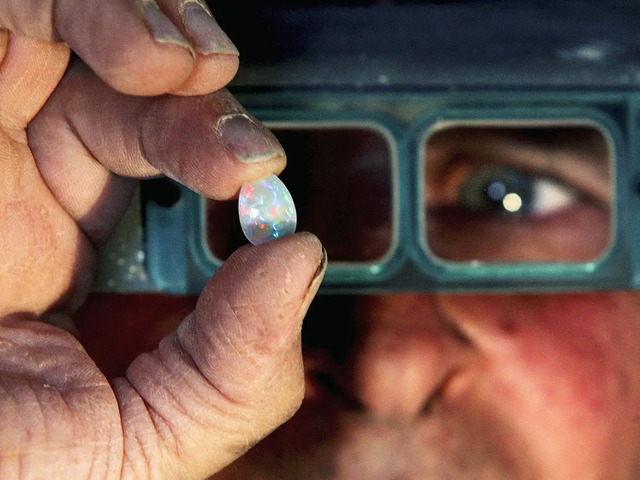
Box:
[439, 293, 640, 418]
[436, 293, 640, 477]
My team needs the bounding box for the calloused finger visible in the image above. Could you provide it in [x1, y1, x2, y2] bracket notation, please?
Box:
[0, 0, 239, 96]
[116, 233, 326, 478]
[0, 233, 326, 480]
[28, 61, 285, 244]
[154, 0, 241, 95]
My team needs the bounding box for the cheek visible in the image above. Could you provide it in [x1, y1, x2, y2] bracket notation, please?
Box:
[440, 293, 640, 477]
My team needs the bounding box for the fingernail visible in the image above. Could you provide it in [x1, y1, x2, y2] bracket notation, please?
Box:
[313, 247, 328, 282]
[140, 0, 194, 55]
[216, 113, 286, 163]
[300, 246, 327, 310]
[180, 0, 239, 55]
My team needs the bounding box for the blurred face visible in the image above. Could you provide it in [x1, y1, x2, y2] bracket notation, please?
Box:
[211, 292, 640, 480]
[211, 127, 640, 479]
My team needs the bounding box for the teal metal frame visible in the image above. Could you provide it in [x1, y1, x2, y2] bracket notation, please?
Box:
[139, 90, 640, 294]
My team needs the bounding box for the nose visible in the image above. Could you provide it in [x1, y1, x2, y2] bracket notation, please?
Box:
[306, 294, 472, 418]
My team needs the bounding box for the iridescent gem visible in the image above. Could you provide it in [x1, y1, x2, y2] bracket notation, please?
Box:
[238, 174, 297, 246]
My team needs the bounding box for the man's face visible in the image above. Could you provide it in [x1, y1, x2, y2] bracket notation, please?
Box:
[212, 291, 640, 479]
[211, 127, 640, 479]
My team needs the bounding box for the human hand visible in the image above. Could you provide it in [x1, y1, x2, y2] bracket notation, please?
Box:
[0, 1, 326, 479]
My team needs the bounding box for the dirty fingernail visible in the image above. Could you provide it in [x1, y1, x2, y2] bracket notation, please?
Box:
[217, 113, 286, 163]
[301, 245, 327, 309]
[180, 0, 239, 55]
[141, 0, 194, 55]
[314, 247, 328, 282]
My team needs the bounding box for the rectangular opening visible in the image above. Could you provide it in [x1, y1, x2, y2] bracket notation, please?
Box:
[206, 125, 395, 263]
[423, 123, 613, 263]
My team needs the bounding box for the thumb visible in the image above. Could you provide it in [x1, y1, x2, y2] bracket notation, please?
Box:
[114, 233, 326, 479]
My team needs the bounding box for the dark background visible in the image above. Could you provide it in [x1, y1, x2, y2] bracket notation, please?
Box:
[205, 1, 640, 90]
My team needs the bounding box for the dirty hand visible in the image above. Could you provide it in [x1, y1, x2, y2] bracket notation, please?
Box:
[0, 1, 325, 479]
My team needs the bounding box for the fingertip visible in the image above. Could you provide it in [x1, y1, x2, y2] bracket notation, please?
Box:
[117, 233, 326, 479]
[184, 232, 325, 410]
[171, 53, 239, 96]
[214, 232, 325, 294]
[214, 151, 286, 200]
[54, 0, 200, 97]
[92, 42, 195, 97]
[277, 231, 326, 266]
[195, 232, 326, 344]
[138, 91, 287, 199]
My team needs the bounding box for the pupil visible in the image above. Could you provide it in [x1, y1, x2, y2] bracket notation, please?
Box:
[483, 172, 531, 214]
[485, 181, 508, 204]
[458, 166, 533, 214]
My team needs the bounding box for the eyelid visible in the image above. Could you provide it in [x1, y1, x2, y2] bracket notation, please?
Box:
[426, 142, 612, 209]
[479, 143, 611, 207]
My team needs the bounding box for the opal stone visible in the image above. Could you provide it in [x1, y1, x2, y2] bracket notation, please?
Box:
[238, 174, 297, 246]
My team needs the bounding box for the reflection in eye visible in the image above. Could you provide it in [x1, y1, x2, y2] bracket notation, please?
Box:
[458, 166, 577, 217]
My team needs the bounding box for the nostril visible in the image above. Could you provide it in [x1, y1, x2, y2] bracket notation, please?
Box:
[344, 320, 475, 417]
[301, 294, 476, 418]
[440, 310, 474, 347]
[420, 368, 463, 416]
[305, 368, 364, 411]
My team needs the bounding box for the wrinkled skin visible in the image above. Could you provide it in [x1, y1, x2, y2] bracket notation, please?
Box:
[209, 292, 640, 480]
[0, 1, 326, 479]
[77, 289, 640, 480]
[3, 1, 640, 479]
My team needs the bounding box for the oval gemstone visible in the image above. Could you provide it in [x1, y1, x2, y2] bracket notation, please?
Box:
[238, 174, 297, 246]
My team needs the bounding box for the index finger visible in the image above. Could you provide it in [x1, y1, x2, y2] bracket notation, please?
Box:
[28, 61, 286, 244]
[0, 0, 239, 96]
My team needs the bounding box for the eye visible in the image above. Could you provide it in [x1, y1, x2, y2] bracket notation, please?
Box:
[423, 126, 612, 263]
[457, 166, 577, 216]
